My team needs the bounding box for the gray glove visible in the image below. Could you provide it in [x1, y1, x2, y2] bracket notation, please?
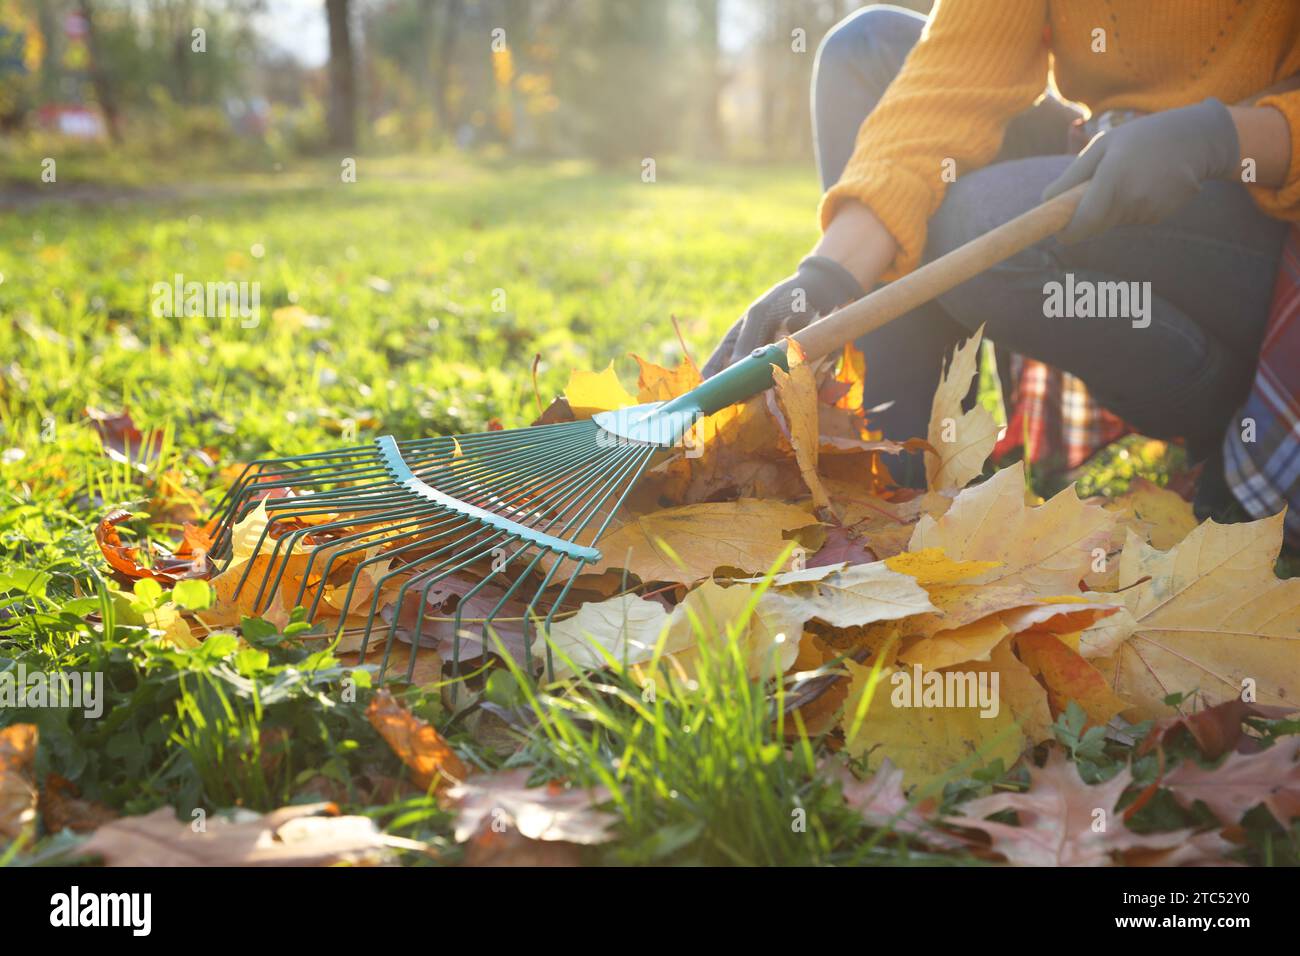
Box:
[1043, 98, 1239, 244]
[701, 255, 863, 378]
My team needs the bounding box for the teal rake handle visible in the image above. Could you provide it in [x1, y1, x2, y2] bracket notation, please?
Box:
[660, 342, 791, 417]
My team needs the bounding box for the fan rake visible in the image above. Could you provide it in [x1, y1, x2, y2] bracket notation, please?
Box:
[204, 183, 1087, 683]
[205, 404, 696, 683]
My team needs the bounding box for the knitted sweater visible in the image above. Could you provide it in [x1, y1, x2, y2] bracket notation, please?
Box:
[821, 0, 1300, 279]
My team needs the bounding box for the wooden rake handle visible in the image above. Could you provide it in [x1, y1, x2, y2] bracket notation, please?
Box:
[789, 73, 1300, 363]
[791, 182, 1087, 361]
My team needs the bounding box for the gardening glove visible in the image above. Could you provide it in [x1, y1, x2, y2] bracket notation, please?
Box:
[701, 255, 863, 378]
[1043, 98, 1239, 244]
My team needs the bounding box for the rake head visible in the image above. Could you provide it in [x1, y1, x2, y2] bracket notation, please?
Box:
[205, 344, 787, 683]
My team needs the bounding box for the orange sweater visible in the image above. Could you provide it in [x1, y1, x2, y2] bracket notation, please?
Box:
[822, 0, 1300, 280]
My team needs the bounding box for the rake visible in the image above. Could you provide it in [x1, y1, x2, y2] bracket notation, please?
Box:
[206, 184, 1086, 684]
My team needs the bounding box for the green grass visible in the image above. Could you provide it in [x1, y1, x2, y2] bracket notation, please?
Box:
[0, 153, 1245, 866]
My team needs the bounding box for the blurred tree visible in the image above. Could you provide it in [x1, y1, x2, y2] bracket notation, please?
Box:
[558, 0, 679, 165]
[325, 0, 356, 149]
[77, 0, 121, 141]
[695, 0, 725, 158]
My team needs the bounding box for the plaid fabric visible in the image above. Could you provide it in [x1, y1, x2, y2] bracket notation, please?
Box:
[992, 356, 1130, 471]
[1223, 226, 1300, 547]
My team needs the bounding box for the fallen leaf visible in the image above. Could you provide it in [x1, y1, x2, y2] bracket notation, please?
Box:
[1139, 699, 1297, 760]
[78, 803, 414, 866]
[445, 768, 616, 845]
[736, 559, 938, 629]
[910, 462, 1114, 596]
[828, 758, 966, 849]
[666, 580, 806, 680]
[950, 750, 1222, 866]
[564, 363, 637, 417]
[771, 338, 832, 512]
[583, 498, 818, 584]
[925, 329, 999, 491]
[95, 509, 208, 585]
[1103, 477, 1198, 551]
[86, 406, 162, 469]
[367, 690, 468, 791]
[1163, 736, 1300, 827]
[840, 660, 1025, 789]
[1089, 514, 1300, 719]
[632, 355, 699, 403]
[1017, 631, 1128, 727]
[41, 774, 118, 834]
[0, 724, 38, 842]
[539, 593, 676, 678]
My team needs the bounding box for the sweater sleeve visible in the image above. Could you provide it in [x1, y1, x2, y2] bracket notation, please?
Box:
[819, 0, 1050, 280]
[1248, 90, 1300, 222]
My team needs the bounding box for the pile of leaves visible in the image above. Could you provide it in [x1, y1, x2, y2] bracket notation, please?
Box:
[12, 329, 1300, 866]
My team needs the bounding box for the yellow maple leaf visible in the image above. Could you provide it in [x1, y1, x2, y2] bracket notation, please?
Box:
[841, 659, 1026, 789]
[909, 462, 1114, 596]
[632, 355, 700, 403]
[1087, 514, 1300, 719]
[564, 363, 637, 417]
[925, 328, 999, 491]
[582, 498, 818, 584]
[771, 338, 832, 512]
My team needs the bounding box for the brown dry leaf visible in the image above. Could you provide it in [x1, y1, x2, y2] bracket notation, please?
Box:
[336, 642, 443, 687]
[375, 574, 532, 666]
[41, 775, 118, 834]
[78, 803, 414, 866]
[810, 525, 877, 566]
[95, 509, 208, 585]
[85, 405, 163, 469]
[445, 768, 616, 845]
[910, 462, 1115, 596]
[367, 690, 468, 791]
[950, 750, 1222, 866]
[1163, 735, 1300, 827]
[1087, 514, 1300, 719]
[925, 328, 999, 491]
[771, 338, 832, 512]
[463, 825, 585, 866]
[785, 634, 851, 736]
[828, 758, 966, 850]
[582, 498, 818, 584]
[0, 724, 38, 843]
[1139, 699, 1297, 760]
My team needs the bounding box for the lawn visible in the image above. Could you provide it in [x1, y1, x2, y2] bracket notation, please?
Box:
[3, 156, 1288, 868]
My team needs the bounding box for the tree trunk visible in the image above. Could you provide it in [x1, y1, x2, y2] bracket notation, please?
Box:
[697, 0, 725, 158]
[432, 0, 462, 141]
[77, 0, 122, 143]
[325, 0, 357, 150]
